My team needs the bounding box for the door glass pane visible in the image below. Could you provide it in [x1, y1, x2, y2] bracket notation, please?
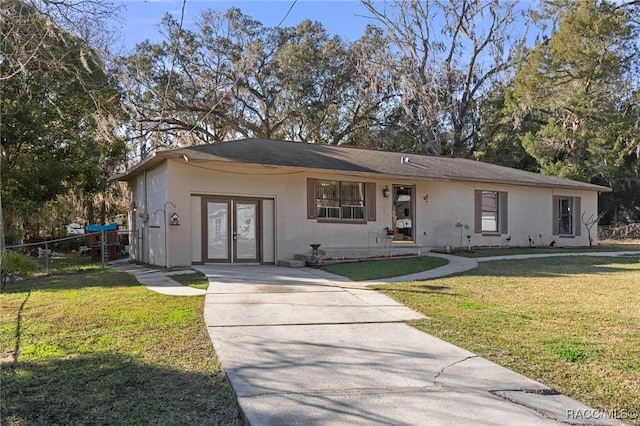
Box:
[393, 186, 413, 241]
[207, 202, 228, 259]
[236, 203, 257, 260]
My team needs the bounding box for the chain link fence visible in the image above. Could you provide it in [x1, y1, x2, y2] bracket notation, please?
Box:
[4, 229, 131, 275]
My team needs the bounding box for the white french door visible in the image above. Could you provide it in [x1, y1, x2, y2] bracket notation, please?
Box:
[204, 198, 259, 263]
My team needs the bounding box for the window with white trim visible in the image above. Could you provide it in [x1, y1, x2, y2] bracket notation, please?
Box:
[481, 191, 499, 233]
[552, 196, 581, 237]
[474, 190, 508, 234]
[316, 180, 365, 221]
[558, 197, 573, 235]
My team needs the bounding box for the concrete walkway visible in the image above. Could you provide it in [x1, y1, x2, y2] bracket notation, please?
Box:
[194, 258, 631, 425]
[112, 253, 636, 423]
[111, 261, 206, 296]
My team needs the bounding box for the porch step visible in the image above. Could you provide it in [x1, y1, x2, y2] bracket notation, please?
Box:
[278, 259, 306, 268]
[295, 249, 326, 262]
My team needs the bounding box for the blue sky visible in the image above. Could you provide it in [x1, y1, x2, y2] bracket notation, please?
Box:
[115, 0, 372, 52]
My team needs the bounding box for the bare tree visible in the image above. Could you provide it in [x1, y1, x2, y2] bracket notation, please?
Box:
[118, 8, 393, 156]
[582, 212, 606, 247]
[1, 0, 122, 81]
[361, 0, 527, 155]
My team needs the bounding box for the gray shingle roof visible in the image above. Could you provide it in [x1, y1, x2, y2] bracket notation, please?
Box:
[120, 139, 611, 192]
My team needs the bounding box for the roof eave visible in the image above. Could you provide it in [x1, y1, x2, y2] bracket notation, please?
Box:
[161, 156, 612, 192]
[449, 176, 612, 193]
[109, 152, 167, 182]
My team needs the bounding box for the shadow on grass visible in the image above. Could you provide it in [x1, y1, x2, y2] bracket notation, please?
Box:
[1, 353, 241, 425]
[1, 269, 141, 294]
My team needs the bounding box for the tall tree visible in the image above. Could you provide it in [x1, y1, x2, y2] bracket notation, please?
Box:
[119, 8, 391, 156]
[1, 1, 126, 243]
[508, 0, 639, 222]
[361, 0, 527, 155]
[473, 84, 539, 172]
[1, 0, 121, 81]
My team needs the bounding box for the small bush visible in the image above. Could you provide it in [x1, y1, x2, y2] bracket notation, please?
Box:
[2, 250, 39, 285]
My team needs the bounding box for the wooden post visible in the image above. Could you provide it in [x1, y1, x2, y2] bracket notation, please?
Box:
[101, 230, 106, 269]
[44, 241, 50, 275]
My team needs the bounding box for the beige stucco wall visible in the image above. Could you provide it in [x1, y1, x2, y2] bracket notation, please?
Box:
[418, 181, 598, 249]
[128, 158, 602, 267]
[128, 163, 168, 265]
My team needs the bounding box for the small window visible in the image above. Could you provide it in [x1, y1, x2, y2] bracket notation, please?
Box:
[558, 197, 573, 235]
[340, 182, 365, 220]
[481, 191, 499, 233]
[552, 196, 581, 236]
[475, 190, 508, 234]
[316, 181, 341, 219]
[316, 180, 365, 221]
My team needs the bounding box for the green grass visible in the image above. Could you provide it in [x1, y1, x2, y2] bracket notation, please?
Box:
[376, 256, 640, 420]
[457, 244, 640, 258]
[45, 255, 102, 273]
[0, 266, 240, 425]
[25, 255, 103, 276]
[320, 255, 448, 281]
[171, 272, 210, 290]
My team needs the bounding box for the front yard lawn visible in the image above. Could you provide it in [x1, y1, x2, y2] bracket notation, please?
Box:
[376, 256, 640, 421]
[0, 264, 240, 425]
[320, 255, 448, 281]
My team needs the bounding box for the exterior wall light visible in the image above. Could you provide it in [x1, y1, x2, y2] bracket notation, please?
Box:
[383, 186, 390, 198]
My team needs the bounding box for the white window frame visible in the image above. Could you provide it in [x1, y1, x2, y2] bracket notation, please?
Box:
[557, 197, 573, 235]
[316, 180, 366, 222]
[481, 191, 499, 233]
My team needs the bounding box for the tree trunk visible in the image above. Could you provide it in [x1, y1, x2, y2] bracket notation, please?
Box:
[0, 193, 4, 272]
[87, 199, 95, 225]
[100, 198, 106, 225]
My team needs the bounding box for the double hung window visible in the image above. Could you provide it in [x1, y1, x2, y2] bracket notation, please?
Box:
[553, 196, 581, 236]
[307, 179, 376, 222]
[474, 190, 508, 234]
[316, 180, 365, 221]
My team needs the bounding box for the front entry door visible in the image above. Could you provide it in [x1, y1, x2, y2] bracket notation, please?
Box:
[204, 198, 260, 263]
[392, 185, 414, 242]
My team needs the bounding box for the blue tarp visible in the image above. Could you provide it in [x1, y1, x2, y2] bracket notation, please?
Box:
[87, 223, 118, 232]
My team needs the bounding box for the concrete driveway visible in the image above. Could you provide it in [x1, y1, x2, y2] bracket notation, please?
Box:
[195, 265, 620, 426]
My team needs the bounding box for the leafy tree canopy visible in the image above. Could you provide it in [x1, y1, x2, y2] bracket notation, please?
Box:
[505, 0, 639, 222]
[1, 0, 126, 243]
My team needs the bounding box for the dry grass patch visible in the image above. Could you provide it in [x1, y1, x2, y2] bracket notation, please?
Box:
[376, 256, 640, 421]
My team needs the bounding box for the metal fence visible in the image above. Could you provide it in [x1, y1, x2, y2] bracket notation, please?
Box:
[4, 229, 131, 274]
